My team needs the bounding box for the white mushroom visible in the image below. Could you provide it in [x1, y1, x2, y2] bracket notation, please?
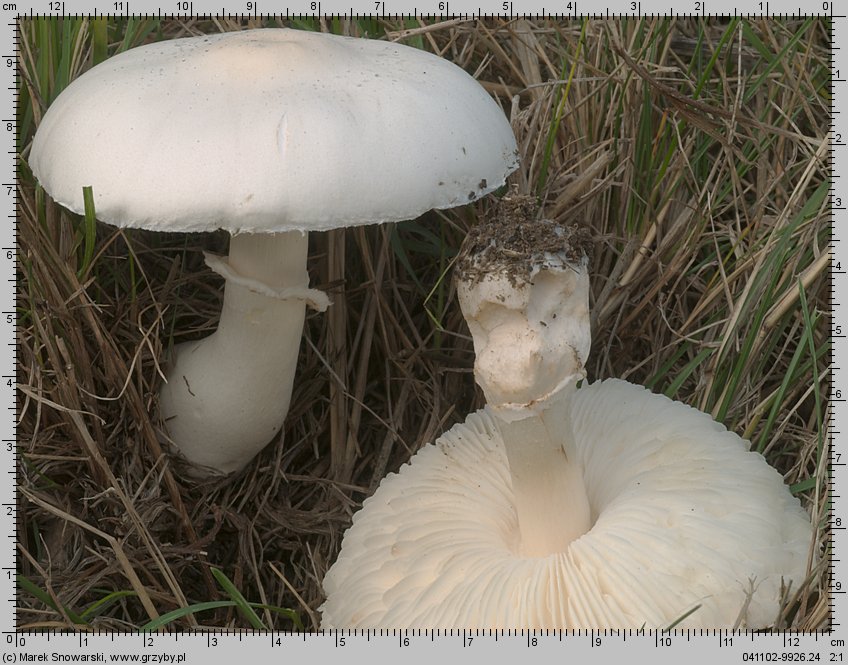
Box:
[321, 379, 814, 628]
[320, 196, 815, 628]
[29, 28, 519, 475]
[455, 199, 593, 556]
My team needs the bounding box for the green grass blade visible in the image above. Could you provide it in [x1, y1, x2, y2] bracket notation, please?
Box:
[18, 574, 86, 624]
[140, 600, 239, 632]
[754, 298, 819, 453]
[663, 347, 713, 399]
[790, 477, 817, 495]
[140, 599, 302, 632]
[118, 18, 160, 54]
[664, 603, 702, 631]
[798, 283, 824, 462]
[209, 567, 267, 630]
[389, 224, 425, 294]
[91, 18, 109, 65]
[537, 19, 587, 195]
[78, 185, 97, 278]
[692, 18, 739, 99]
[741, 19, 814, 104]
[80, 590, 138, 621]
[714, 180, 829, 421]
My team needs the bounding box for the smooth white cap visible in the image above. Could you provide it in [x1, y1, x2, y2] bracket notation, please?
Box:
[321, 379, 815, 628]
[30, 28, 519, 234]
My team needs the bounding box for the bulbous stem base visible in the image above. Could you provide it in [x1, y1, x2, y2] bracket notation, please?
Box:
[159, 231, 315, 476]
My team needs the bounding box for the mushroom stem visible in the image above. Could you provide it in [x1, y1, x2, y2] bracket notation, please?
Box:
[455, 195, 594, 556]
[494, 388, 592, 557]
[459, 257, 595, 555]
[160, 231, 326, 475]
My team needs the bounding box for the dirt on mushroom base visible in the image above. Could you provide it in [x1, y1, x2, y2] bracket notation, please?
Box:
[456, 192, 593, 290]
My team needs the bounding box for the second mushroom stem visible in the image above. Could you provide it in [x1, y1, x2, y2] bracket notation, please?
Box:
[495, 391, 592, 557]
[455, 193, 595, 557]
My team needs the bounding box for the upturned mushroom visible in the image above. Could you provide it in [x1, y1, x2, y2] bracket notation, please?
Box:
[320, 195, 815, 628]
[29, 28, 519, 475]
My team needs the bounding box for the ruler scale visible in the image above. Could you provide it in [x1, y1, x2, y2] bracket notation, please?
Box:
[4, 7, 15, 644]
[6, 2, 840, 663]
[832, 0, 845, 641]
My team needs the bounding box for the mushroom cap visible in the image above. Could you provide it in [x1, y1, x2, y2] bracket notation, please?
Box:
[30, 28, 519, 234]
[321, 379, 815, 629]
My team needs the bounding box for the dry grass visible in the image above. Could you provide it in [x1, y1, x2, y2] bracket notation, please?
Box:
[17, 17, 830, 630]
